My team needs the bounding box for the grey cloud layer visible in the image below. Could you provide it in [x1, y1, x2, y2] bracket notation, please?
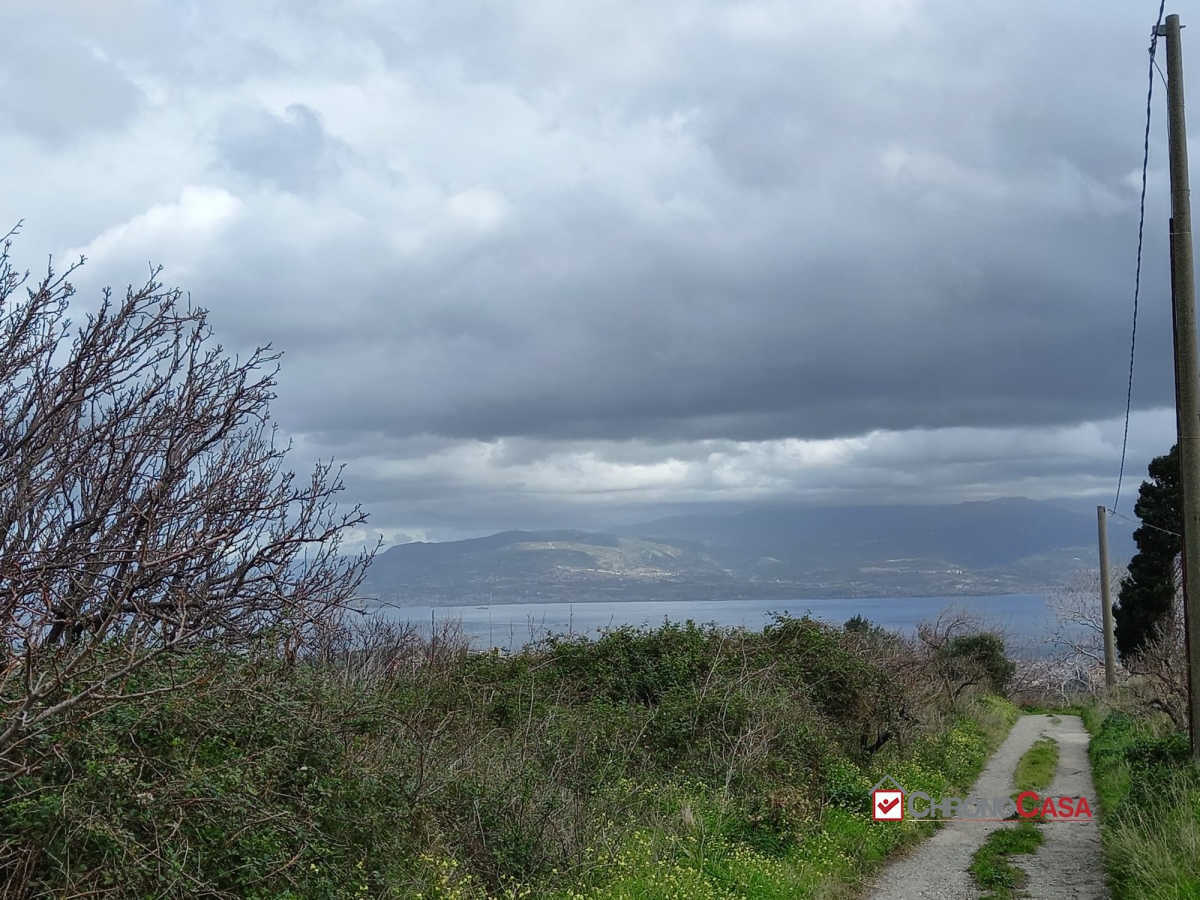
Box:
[0, 0, 1181, 536]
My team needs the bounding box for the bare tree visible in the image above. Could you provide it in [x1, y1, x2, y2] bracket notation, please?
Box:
[1045, 566, 1123, 668]
[1041, 562, 1187, 718]
[1028, 565, 1127, 701]
[915, 606, 983, 654]
[0, 226, 376, 767]
[1123, 556, 1188, 729]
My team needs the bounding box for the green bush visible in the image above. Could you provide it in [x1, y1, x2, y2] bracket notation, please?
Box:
[936, 633, 1016, 697]
[0, 619, 1019, 899]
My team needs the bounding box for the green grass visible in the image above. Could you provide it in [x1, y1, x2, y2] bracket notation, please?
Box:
[969, 821, 1044, 900]
[967, 716, 1063, 899]
[976, 694, 1026, 747]
[554, 697, 1022, 900]
[1013, 736, 1059, 807]
[1082, 706, 1200, 900]
[0, 618, 1024, 899]
[1014, 737, 1058, 792]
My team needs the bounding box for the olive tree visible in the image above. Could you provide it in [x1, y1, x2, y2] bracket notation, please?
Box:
[0, 226, 375, 766]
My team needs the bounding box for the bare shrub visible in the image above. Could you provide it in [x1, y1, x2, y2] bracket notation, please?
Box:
[0, 227, 375, 770]
[1122, 557, 1188, 729]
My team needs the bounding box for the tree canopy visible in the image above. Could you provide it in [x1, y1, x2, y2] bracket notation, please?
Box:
[1114, 443, 1182, 659]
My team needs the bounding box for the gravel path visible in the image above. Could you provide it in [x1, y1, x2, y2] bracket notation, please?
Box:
[863, 714, 1108, 900]
[1022, 716, 1108, 900]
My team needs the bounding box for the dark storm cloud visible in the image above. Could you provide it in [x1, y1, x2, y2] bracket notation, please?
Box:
[326, 413, 1166, 542]
[259, 184, 1171, 446]
[175, 0, 1174, 449]
[0, 0, 1184, 536]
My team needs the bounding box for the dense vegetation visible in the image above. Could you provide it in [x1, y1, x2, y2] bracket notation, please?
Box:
[1084, 705, 1200, 900]
[0, 226, 1026, 899]
[0, 615, 1019, 899]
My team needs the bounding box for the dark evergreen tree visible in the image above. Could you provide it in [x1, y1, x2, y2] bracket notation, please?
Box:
[1114, 443, 1182, 659]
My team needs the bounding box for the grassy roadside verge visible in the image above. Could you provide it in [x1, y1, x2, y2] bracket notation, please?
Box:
[967, 727, 1057, 900]
[1081, 705, 1200, 900]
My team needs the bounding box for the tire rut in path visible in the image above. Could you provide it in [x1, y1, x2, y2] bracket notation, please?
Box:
[1021, 715, 1107, 900]
[862, 714, 1108, 900]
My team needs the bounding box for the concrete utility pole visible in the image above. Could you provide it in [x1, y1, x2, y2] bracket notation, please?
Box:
[1160, 13, 1200, 759]
[1097, 506, 1117, 689]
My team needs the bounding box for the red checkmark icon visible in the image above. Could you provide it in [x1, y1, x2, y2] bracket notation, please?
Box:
[877, 797, 900, 815]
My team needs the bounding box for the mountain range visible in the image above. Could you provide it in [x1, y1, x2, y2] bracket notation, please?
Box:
[358, 497, 1136, 607]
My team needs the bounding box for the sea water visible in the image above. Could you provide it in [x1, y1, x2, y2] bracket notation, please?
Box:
[365, 593, 1073, 656]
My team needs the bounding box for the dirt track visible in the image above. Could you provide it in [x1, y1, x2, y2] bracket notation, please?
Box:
[863, 714, 1108, 899]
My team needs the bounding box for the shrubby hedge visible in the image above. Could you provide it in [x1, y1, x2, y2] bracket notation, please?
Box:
[0, 616, 1018, 899]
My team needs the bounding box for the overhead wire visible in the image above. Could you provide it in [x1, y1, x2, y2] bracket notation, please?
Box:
[1104, 506, 1181, 539]
[1113, 0, 1169, 516]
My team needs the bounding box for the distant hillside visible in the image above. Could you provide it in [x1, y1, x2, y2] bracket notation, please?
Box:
[361, 530, 738, 606]
[617, 497, 1135, 569]
[359, 498, 1135, 606]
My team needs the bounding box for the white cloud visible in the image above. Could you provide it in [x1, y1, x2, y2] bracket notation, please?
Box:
[446, 189, 507, 230]
[70, 186, 241, 267]
[321, 407, 1178, 535]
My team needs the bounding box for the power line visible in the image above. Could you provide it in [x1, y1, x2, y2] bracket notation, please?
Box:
[1114, 0, 1169, 516]
[1106, 506, 1181, 539]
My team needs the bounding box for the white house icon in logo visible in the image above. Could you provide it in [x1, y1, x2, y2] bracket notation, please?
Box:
[871, 775, 905, 822]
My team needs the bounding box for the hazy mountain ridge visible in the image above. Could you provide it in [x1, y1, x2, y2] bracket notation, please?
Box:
[616, 497, 1118, 565]
[360, 498, 1135, 606]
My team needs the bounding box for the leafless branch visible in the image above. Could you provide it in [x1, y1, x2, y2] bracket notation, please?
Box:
[0, 233, 377, 763]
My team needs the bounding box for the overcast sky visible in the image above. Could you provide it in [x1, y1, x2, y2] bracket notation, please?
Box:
[0, 0, 1188, 544]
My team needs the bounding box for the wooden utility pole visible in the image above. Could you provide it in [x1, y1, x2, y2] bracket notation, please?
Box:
[1161, 13, 1200, 759]
[1097, 506, 1117, 689]
[1173, 218, 1182, 431]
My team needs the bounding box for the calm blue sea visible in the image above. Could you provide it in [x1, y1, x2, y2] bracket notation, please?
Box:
[365, 594, 1067, 656]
